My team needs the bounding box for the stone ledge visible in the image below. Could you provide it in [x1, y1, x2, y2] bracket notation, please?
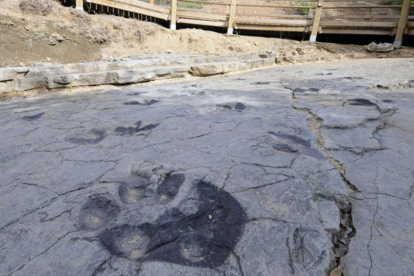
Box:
[0, 51, 340, 98]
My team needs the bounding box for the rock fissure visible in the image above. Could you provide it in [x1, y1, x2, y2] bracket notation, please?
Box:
[290, 92, 357, 274]
[9, 230, 78, 276]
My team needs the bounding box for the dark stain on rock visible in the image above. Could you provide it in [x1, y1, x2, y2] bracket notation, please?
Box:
[98, 181, 247, 269]
[235, 103, 246, 111]
[382, 99, 393, 103]
[216, 104, 232, 110]
[79, 195, 120, 231]
[344, 77, 363, 80]
[67, 128, 106, 145]
[254, 82, 270, 85]
[22, 112, 45, 121]
[269, 131, 311, 148]
[115, 121, 159, 136]
[119, 175, 151, 204]
[99, 225, 150, 259]
[269, 131, 323, 158]
[272, 143, 298, 153]
[286, 88, 320, 93]
[124, 100, 159, 106]
[217, 103, 246, 111]
[157, 173, 185, 201]
[124, 101, 140, 105]
[347, 99, 379, 108]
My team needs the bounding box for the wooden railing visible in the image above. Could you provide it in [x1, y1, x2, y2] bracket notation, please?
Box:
[78, 0, 413, 45]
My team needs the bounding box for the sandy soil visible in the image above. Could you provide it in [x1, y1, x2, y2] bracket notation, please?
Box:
[0, 0, 413, 68]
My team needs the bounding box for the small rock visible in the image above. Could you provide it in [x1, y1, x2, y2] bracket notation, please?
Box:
[318, 200, 340, 233]
[52, 33, 65, 42]
[1, 21, 14, 27]
[366, 42, 394, 53]
[166, 49, 173, 54]
[49, 38, 57, 46]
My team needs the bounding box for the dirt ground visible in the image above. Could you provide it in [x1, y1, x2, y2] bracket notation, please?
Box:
[0, 0, 414, 68]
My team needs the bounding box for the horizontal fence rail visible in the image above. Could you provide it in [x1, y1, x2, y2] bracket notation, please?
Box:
[71, 0, 413, 45]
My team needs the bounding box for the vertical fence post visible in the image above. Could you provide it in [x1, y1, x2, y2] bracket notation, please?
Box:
[150, 0, 154, 4]
[227, 0, 237, 34]
[310, 0, 323, 42]
[75, 0, 83, 10]
[394, 0, 411, 46]
[170, 0, 178, 30]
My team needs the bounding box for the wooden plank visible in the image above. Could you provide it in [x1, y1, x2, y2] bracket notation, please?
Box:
[237, 25, 308, 32]
[236, 14, 312, 20]
[394, 0, 411, 46]
[177, 18, 227, 27]
[235, 18, 311, 27]
[321, 29, 394, 35]
[177, 10, 227, 21]
[178, 0, 229, 6]
[88, 0, 168, 19]
[227, 0, 237, 34]
[117, 0, 169, 13]
[170, 0, 178, 30]
[320, 21, 398, 28]
[76, 0, 83, 10]
[322, 15, 401, 19]
[310, 0, 323, 42]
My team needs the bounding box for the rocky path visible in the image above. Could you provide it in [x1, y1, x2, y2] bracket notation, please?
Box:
[0, 58, 413, 276]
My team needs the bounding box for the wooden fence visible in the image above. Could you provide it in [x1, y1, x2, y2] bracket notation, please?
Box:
[76, 0, 413, 45]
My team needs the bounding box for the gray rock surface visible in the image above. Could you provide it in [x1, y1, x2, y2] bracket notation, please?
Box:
[366, 42, 394, 53]
[0, 58, 413, 275]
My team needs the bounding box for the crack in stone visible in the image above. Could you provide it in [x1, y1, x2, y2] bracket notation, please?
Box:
[0, 197, 58, 233]
[367, 193, 379, 276]
[233, 176, 294, 194]
[367, 161, 380, 276]
[289, 92, 357, 273]
[229, 250, 245, 276]
[21, 182, 59, 195]
[9, 230, 79, 276]
[91, 256, 111, 276]
[39, 209, 72, 223]
[244, 217, 293, 226]
[286, 237, 296, 275]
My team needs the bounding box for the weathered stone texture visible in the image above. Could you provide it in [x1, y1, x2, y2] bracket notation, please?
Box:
[1, 58, 413, 275]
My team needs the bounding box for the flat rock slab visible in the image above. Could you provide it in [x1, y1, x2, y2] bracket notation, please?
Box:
[0, 58, 414, 275]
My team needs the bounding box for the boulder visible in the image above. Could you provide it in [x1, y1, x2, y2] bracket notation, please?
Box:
[52, 33, 65, 42]
[190, 63, 238, 76]
[366, 42, 394, 53]
[0, 81, 14, 94]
